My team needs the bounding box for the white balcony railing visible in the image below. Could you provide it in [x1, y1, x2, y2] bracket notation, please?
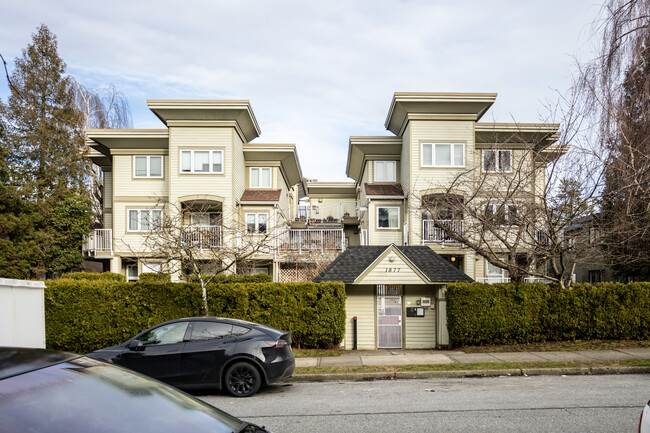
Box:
[85, 229, 113, 255]
[296, 201, 359, 223]
[524, 276, 554, 284]
[181, 225, 222, 250]
[279, 228, 345, 254]
[478, 277, 512, 284]
[422, 220, 464, 243]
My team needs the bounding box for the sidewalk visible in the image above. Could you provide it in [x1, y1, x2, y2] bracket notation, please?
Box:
[291, 348, 650, 381]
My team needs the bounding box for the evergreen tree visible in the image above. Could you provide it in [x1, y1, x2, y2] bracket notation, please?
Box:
[0, 24, 91, 277]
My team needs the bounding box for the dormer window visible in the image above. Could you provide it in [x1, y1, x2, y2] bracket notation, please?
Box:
[250, 167, 271, 188]
[374, 161, 396, 182]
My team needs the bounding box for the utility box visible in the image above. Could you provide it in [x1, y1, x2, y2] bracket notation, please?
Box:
[0, 278, 46, 348]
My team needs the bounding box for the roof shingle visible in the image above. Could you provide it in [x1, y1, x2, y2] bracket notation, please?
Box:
[240, 189, 282, 202]
[364, 183, 404, 196]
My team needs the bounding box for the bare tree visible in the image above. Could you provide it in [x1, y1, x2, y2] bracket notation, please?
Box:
[75, 82, 132, 226]
[415, 117, 605, 288]
[124, 200, 289, 316]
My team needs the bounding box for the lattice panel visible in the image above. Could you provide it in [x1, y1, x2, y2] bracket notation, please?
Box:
[278, 262, 331, 282]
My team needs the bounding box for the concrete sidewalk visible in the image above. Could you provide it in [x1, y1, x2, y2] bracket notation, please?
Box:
[295, 347, 650, 368]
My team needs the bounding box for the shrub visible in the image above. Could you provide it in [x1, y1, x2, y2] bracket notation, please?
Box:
[60, 272, 125, 282]
[447, 282, 650, 347]
[44, 279, 345, 353]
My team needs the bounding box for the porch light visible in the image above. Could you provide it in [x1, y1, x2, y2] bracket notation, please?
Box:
[451, 256, 456, 262]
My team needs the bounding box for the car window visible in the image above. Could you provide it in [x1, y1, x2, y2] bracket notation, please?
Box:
[138, 322, 189, 346]
[190, 322, 233, 341]
[232, 325, 251, 336]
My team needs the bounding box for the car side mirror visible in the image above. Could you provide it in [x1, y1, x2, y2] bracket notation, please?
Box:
[127, 340, 144, 351]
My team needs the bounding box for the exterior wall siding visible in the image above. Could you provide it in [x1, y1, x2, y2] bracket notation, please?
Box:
[404, 285, 437, 349]
[343, 285, 376, 350]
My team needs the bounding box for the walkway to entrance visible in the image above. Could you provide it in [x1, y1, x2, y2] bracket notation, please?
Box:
[295, 348, 650, 368]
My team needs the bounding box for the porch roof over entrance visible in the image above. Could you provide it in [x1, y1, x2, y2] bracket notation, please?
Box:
[313, 244, 473, 283]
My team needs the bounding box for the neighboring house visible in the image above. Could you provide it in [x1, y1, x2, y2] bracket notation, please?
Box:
[564, 215, 612, 283]
[84, 93, 563, 285]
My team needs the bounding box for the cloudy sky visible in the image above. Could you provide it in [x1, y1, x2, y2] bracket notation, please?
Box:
[1, 0, 601, 181]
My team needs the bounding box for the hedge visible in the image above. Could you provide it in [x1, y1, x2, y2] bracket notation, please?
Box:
[447, 282, 650, 346]
[44, 277, 345, 353]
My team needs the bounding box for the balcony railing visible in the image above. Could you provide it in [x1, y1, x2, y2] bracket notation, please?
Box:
[422, 220, 464, 243]
[84, 229, 113, 255]
[279, 228, 345, 253]
[181, 225, 222, 250]
[478, 277, 512, 284]
[295, 201, 359, 223]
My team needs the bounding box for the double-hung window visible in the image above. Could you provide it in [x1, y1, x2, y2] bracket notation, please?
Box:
[246, 213, 268, 234]
[250, 167, 271, 188]
[374, 161, 396, 182]
[180, 149, 223, 174]
[377, 206, 400, 229]
[421, 143, 465, 167]
[484, 204, 518, 226]
[134, 156, 163, 178]
[128, 209, 162, 231]
[483, 149, 512, 172]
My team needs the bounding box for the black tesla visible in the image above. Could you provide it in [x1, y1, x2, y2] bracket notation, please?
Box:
[87, 317, 295, 397]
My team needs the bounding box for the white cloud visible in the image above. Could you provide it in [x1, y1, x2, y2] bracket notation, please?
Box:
[1, 0, 600, 181]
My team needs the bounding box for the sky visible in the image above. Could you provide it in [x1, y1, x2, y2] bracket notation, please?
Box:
[1, 0, 602, 181]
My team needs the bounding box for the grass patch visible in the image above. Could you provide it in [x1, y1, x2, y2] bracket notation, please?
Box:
[293, 348, 341, 358]
[454, 339, 650, 353]
[293, 358, 650, 375]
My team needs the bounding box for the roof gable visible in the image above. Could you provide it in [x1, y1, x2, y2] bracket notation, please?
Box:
[355, 245, 430, 285]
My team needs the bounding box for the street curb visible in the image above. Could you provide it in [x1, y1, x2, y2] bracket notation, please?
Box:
[289, 366, 650, 382]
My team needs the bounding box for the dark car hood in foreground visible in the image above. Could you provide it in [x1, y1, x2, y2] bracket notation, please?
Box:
[0, 347, 78, 380]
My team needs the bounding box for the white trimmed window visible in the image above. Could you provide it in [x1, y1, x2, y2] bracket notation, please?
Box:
[484, 204, 518, 226]
[374, 161, 396, 182]
[422, 143, 465, 167]
[483, 149, 512, 172]
[485, 260, 505, 283]
[246, 213, 268, 234]
[141, 262, 162, 274]
[180, 149, 223, 174]
[126, 264, 138, 282]
[134, 156, 163, 178]
[250, 167, 271, 188]
[377, 206, 400, 229]
[128, 209, 162, 231]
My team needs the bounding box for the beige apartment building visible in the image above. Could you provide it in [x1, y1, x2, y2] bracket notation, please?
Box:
[84, 93, 563, 285]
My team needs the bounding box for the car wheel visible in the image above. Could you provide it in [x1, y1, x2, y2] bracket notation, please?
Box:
[225, 362, 261, 397]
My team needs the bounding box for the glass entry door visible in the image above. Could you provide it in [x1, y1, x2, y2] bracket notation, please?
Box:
[377, 285, 402, 349]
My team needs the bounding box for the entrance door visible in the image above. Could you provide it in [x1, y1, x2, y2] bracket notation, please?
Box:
[377, 285, 402, 348]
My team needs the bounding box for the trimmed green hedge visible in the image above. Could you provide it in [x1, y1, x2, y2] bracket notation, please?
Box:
[447, 282, 650, 346]
[44, 277, 345, 353]
[60, 272, 126, 282]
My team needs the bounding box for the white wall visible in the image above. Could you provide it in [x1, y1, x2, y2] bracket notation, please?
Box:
[0, 278, 46, 348]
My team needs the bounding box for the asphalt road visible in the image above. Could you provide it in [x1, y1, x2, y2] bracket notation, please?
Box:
[200, 374, 649, 432]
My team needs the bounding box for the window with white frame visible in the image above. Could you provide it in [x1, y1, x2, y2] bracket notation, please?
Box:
[126, 264, 138, 282]
[483, 149, 512, 172]
[246, 213, 268, 234]
[250, 167, 271, 188]
[180, 149, 223, 174]
[141, 262, 162, 274]
[485, 260, 505, 281]
[128, 209, 162, 231]
[421, 143, 465, 167]
[484, 204, 518, 226]
[377, 206, 400, 229]
[134, 155, 163, 178]
[374, 161, 396, 182]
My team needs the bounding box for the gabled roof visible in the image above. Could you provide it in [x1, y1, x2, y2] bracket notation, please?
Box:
[313, 245, 473, 283]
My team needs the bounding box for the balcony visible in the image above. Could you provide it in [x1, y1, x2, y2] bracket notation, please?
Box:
[84, 229, 113, 256]
[181, 225, 222, 250]
[478, 277, 511, 284]
[422, 220, 464, 243]
[279, 228, 345, 254]
[295, 201, 358, 225]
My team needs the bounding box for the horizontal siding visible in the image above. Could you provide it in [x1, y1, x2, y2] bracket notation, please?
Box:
[404, 285, 436, 349]
[112, 155, 168, 199]
[343, 285, 375, 350]
[368, 201, 403, 246]
[357, 253, 427, 285]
